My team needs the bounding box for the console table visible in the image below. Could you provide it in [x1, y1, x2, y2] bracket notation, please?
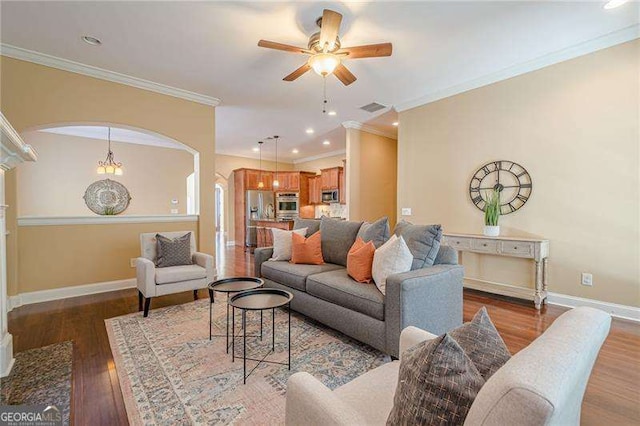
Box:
[442, 233, 550, 309]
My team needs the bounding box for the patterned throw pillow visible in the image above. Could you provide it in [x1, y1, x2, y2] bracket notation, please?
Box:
[387, 334, 485, 426]
[155, 233, 193, 268]
[450, 307, 511, 380]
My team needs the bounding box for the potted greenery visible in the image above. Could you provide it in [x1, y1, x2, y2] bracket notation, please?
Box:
[483, 189, 501, 237]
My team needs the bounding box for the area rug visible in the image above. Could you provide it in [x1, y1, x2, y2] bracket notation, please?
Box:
[0, 341, 73, 425]
[106, 298, 390, 425]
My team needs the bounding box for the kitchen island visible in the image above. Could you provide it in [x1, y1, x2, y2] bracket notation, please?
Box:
[254, 219, 294, 248]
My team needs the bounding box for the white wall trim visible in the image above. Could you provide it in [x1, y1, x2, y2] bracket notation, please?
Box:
[7, 278, 137, 312]
[0, 333, 14, 378]
[341, 121, 397, 140]
[396, 24, 640, 112]
[18, 214, 199, 226]
[225, 240, 237, 246]
[547, 292, 640, 322]
[0, 44, 221, 107]
[293, 149, 347, 165]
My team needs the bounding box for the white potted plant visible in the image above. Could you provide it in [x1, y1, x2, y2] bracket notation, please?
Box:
[483, 189, 501, 237]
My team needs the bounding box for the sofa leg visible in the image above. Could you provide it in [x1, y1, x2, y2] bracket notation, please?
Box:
[143, 298, 152, 317]
[193, 289, 199, 300]
[138, 291, 143, 312]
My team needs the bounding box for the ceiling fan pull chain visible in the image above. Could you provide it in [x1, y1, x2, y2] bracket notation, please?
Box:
[322, 75, 328, 114]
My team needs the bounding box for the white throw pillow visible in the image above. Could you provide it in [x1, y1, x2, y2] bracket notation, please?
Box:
[372, 235, 413, 295]
[270, 227, 308, 261]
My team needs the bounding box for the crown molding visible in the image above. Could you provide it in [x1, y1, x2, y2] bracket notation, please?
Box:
[395, 24, 640, 112]
[0, 44, 221, 107]
[292, 149, 346, 164]
[341, 121, 397, 140]
[0, 113, 38, 171]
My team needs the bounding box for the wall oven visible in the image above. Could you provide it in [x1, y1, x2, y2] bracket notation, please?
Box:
[322, 189, 339, 204]
[276, 193, 299, 219]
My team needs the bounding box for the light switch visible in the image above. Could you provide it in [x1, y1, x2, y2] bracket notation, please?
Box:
[401, 207, 412, 216]
[171, 209, 179, 214]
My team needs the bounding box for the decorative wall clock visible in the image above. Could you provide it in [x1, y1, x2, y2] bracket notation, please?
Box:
[83, 179, 131, 215]
[469, 160, 532, 215]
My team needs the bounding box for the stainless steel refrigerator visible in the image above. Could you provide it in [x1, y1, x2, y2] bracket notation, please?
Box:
[245, 190, 275, 247]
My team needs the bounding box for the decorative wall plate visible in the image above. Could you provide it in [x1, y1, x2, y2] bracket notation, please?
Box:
[83, 179, 131, 215]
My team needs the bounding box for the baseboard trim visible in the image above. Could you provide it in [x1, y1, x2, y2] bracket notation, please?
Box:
[7, 278, 136, 312]
[0, 333, 15, 378]
[547, 292, 640, 322]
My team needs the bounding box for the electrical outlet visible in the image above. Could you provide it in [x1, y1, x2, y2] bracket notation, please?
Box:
[171, 208, 179, 214]
[401, 207, 412, 216]
[581, 273, 593, 286]
[130, 258, 137, 268]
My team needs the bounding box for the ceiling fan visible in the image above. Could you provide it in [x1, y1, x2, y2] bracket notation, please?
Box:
[258, 9, 392, 86]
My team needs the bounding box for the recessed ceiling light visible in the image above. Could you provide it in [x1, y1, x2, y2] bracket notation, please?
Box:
[392, 122, 399, 126]
[292, 149, 299, 154]
[323, 140, 331, 146]
[328, 111, 337, 116]
[305, 128, 314, 134]
[252, 147, 259, 152]
[82, 35, 102, 46]
[603, 0, 629, 9]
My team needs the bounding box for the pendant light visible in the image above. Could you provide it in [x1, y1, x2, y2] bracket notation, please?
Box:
[257, 141, 265, 189]
[96, 127, 123, 175]
[272, 135, 280, 189]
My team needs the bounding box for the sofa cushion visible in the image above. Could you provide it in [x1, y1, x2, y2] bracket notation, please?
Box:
[394, 221, 443, 270]
[262, 261, 343, 292]
[155, 264, 206, 284]
[294, 218, 321, 237]
[320, 218, 363, 266]
[155, 232, 193, 267]
[357, 216, 390, 248]
[306, 269, 385, 320]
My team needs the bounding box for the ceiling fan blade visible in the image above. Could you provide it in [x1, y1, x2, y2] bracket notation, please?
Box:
[283, 63, 312, 81]
[337, 43, 393, 59]
[333, 63, 356, 86]
[319, 9, 342, 51]
[258, 40, 311, 54]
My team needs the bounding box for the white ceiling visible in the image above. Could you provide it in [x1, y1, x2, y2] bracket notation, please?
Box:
[38, 126, 187, 151]
[1, 1, 638, 162]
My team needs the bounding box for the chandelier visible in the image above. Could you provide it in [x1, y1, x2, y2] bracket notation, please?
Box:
[96, 127, 123, 175]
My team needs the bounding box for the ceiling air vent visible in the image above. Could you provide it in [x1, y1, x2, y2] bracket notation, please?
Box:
[359, 102, 387, 113]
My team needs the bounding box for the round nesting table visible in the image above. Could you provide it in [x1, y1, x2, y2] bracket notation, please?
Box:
[208, 277, 264, 353]
[229, 288, 293, 384]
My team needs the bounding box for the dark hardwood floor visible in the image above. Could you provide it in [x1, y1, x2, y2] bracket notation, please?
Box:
[8, 241, 640, 425]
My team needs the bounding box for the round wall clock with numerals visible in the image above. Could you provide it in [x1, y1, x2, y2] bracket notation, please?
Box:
[469, 160, 532, 215]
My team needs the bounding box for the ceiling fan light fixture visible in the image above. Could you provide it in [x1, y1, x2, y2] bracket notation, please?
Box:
[308, 53, 340, 76]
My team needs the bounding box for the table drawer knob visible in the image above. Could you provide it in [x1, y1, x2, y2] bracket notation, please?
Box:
[483, 243, 487, 247]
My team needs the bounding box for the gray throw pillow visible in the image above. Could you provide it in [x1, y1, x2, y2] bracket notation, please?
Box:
[356, 216, 390, 248]
[293, 218, 320, 237]
[394, 221, 443, 269]
[387, 334, 485, 426]
[155, 233, 193, 267]
[450, 307, 511, 380]
[319, 218, 363, 266]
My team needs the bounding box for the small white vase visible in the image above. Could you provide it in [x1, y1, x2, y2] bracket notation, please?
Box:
[483, 225, 500, 237]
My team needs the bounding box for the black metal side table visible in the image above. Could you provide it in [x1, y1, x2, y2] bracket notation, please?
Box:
[208, 277, 264, 352]
[229, 288, 293, 384]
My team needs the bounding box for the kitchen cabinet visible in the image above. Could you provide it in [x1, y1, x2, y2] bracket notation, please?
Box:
[321, 167, 342, 190]
[308, 176, 322, 204]
[274, 172, 300, 192]
[244, 169, 273, 190]
[339, 168, 346, 204]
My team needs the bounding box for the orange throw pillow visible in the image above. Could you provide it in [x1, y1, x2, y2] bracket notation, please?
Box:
[347, 237, 376, 283]
[291, 231, 324, 265]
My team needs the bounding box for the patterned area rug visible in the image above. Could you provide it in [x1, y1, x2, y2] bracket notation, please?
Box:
[106, 298, 390, 425]
[0, 341, 73, 425]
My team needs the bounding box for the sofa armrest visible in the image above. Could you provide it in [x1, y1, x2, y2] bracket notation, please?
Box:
[385, 264, 464, 358]
[193, 252, 215, 282]
[285, 372, 367, 426]
[136, 257, 157, 297]
[400, 326, 438, 361]
[254, 247, 274, 277]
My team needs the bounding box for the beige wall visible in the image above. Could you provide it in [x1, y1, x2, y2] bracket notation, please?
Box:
[18, 132, 194, 216]
[398, 40, 640, 307]
[1, 56, 216, 294]
[294, 153, 346, 174]
[347, 129, 397, 227]
[15, 221, 197, 294]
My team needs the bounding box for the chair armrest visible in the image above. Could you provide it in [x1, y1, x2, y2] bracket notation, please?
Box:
[136, 257, 156, 297]
[193, 252, 215, 281]
[285, 372, 367, 426]
[384, 264, 464, 358]
[400, 326, 438, 361]
[254, 247, 274, 277]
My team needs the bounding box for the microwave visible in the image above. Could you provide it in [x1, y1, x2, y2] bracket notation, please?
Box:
[322, 190, 339, 204]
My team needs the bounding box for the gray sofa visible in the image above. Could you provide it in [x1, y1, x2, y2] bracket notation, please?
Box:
[254, 218, 463, 358]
